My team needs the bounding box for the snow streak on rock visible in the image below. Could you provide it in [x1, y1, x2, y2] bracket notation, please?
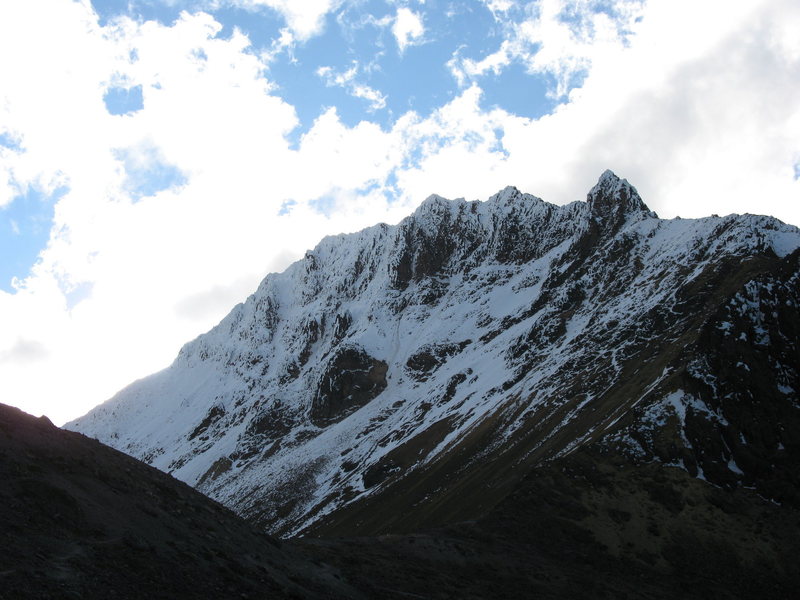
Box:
[68, 172, 800, 535]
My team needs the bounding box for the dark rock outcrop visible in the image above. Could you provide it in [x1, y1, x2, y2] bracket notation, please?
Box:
[311, 346, 388, 426]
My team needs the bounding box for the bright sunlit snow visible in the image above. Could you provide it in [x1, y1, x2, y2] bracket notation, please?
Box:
[67, 182, 799, 533]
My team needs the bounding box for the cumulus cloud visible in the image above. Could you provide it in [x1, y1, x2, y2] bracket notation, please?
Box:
[0, 1, 414, 424]
[516, 0, 800, 216]
[451, 0, 646, 97]
[392, 7, 425, 53]
[0, 0, 797, 426]
[0, 4, 303, 423]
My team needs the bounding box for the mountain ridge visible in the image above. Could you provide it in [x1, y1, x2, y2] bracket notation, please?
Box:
[68, 171, 800, 538]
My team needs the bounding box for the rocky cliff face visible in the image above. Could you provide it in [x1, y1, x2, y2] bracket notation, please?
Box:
[67, 171, 800, 537]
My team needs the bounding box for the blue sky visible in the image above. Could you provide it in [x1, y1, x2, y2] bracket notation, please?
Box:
[0, 0, 568, 292]
[90, 0, 559, 137]
[0, 185, 60, 291]
[0, 0, 798, 424]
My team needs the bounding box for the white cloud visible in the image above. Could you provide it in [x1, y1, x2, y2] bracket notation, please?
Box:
[352, 84, 388, 111]
[259, 27, 296, 64]
[0, 0, 797, 427]
[397, 0, 800, 226]
[317, 62, 388, 111]
[0, 164, 17, 208]
[316, 63, 358, 86]
[295, 107, 402, 198]
[437, 0, 799, 230]
[535, 0, 800, 214]
[0, 2, 411, 425]
[0, 338, 48, 365]
[482, 0, 515, 16]
[0, 3, 306, 423]
[451, 0, 646, 97]
[227, 0, 342, 40]
[449, 40, 514, 87]
[392, 7, 425, 53]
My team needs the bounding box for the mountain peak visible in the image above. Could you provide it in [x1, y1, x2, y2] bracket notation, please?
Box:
[488, 185, 522, 205]
[597, 168, 621, 185]
[68, 174, 800, 542]
[419, 193, 449, 208]
[587, 169, 655, 223]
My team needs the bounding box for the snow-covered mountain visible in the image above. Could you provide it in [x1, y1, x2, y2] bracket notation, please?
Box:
[68, 171, 800, 536]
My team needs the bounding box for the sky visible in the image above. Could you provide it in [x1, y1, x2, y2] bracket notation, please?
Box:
[0, 0, 798, 425]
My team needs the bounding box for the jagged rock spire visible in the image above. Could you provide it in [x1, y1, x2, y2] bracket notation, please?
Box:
[587, 170, 656, 227]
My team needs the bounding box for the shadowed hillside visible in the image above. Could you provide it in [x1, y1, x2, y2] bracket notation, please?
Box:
[0, 403, 360, 599]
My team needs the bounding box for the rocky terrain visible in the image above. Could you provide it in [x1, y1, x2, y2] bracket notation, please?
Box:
[67, 171, 800, 542]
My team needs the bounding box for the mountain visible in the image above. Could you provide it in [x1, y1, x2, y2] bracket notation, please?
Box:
[67, 170, 800, 545]
[0, 402, 362, 599]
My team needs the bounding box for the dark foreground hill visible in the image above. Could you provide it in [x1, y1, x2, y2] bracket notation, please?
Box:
[0, 403, 360, 600]
[4, 401, 800, 599]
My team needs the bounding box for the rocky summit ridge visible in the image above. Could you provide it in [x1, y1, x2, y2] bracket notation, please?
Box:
[68, 171, 800, 540]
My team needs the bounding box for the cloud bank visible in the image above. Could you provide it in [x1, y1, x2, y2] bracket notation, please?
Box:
[0, 0, 798, 424]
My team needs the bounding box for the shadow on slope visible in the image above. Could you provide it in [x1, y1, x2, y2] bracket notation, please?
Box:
[3, 402, 798, 599]
[295, 450, 800, 599]
[0, 403, 360, 600]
